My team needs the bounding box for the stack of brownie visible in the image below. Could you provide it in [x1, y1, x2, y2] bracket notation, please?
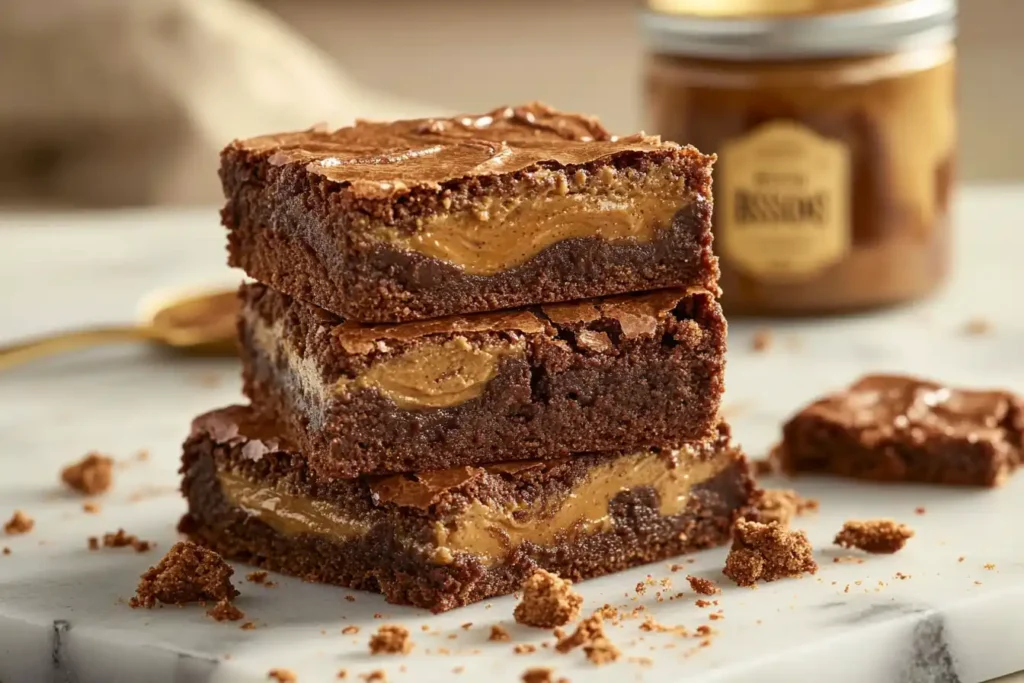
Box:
[179, 103, 758, 613]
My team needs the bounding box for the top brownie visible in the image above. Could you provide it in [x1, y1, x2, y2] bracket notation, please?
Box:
[220, 102, 718, 323]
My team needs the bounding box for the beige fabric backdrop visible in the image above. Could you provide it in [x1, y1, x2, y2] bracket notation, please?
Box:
[0, 0, 1019, 207]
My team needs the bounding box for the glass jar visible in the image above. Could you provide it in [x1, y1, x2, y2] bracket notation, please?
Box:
[642, 0, 957, 315]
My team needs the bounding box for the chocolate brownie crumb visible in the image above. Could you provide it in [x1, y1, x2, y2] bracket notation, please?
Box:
[269, 669, 297, 682]
[686, 575, 720, 595]
[584, 637, 621, 665]
[514, 569, 583, 628]
[369, 625, 413, 654]
[522, 668, 554, 683]
[130, 541, 239, 608]
[82, 502, 101, 514]
[489, 625, 511, 642]
[834, 520, 914, 554]
[61, 453, 114, 495]
[514, 644, 537, 654]
[87, 537, 100, 551]
[360, 672, 386, 683]
[247, 571, 269, 584]
[342, 626, 360, 635]
[555, 614, 604, 653]
[752, 328, 773, 352]
[723, 520, 818, 586]
[100, 529, 152, 552]
[207, 598, 245, 622]
[241, 621, 256, 630]
[337, 670, 347, 679]
[4, 510, 33, 535]
[2, 547, 10, 555]
[915, 506, 926, 515]
[963, 318, 992, 335]
[461, 622, 473, 630]
[695, 599, 712, 607]
[754, 489, 819, 527]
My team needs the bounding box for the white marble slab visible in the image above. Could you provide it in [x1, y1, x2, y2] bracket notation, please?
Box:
[1, 190, 1024, 683]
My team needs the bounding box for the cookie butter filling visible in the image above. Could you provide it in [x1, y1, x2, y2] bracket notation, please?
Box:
[216, 448, 733, 567]
[336, 336, 525, 410]
[367, 166, 692, 276]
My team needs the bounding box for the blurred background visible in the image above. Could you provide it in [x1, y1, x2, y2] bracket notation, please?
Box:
[0, 0, 1018, 209]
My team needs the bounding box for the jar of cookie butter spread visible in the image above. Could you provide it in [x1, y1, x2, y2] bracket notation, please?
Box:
[642, 0, 957, 315]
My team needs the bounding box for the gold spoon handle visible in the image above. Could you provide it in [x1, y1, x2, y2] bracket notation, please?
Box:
[0, 326, 155, 371]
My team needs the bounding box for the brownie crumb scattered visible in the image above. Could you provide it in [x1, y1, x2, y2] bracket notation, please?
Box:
[4, 510, 33, 535]
[686, 575, 721, 595]
[2, 547, 10, 555]
[555, 614, 604, 653]
[342, 626, 360, 635]
[695, 599, 712, 608]
[834, 519, 914, 554]
[97, 529, 152, 553]
[514, 569, 583, 628]
[247, 570, 269, 583]
[963, 318, 992, 335]
[752, 328, 773, 352]
[130, 541, 239, 608]
[584, 637, 621, 665]
[268, 669, 297, 682]
[207, 598, 245, 622]
[337, 670, 348, 679]
[61, 452, 114, 495]
[241, 621, 256, 630]
[723, 520, 818, 586]
[369, 625, 413, 655]
[360, 671, 386, 683]
[514, 644, 537, 655]
[754, 489, 819, 527]
[489, 625, 511, 642]
[521, 669, 553, 683]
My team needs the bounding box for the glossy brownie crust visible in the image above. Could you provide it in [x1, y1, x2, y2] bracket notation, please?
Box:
[776, 374, 1024, 486]
[240, 282, 726, 479]
[179, 407, 757, 613]
[220, 104, 718, 323]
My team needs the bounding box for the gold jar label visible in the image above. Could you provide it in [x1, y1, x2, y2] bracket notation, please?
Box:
[719, 120, 851, 280]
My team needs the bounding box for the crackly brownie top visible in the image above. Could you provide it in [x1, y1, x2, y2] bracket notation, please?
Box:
[795, 374, 1024, 445]
[327, 287, 704, 355]
[228, 102, 689, 199]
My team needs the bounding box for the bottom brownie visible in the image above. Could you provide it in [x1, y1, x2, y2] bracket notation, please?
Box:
[179, 406, 757, 613]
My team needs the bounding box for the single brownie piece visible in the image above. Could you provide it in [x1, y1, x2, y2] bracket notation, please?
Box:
[239, 281, 726, 478]
[220, 102, 718, 323]
[179, 406, 757, 613]
[776, 374, 1024, 486]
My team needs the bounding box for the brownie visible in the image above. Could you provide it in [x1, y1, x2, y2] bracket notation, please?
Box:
[179, 406, 757, 613]
[220, 102, 719, 323]
[775, 374, 1024, 486]
[239, 281, 726, 479]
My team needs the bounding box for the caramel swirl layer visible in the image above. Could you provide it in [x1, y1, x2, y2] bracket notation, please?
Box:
[337, 336, 525, 410]
[217, 447, 733, 567]
[369, 166, 691, 275]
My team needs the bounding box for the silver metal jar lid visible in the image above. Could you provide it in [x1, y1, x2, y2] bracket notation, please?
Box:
[640, 0, 957, 60]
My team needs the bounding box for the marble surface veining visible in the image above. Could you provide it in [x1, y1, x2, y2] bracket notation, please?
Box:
[1, 190, 1024, 682]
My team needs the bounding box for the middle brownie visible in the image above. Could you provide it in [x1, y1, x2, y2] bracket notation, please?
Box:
[240, 282, 726, 478]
